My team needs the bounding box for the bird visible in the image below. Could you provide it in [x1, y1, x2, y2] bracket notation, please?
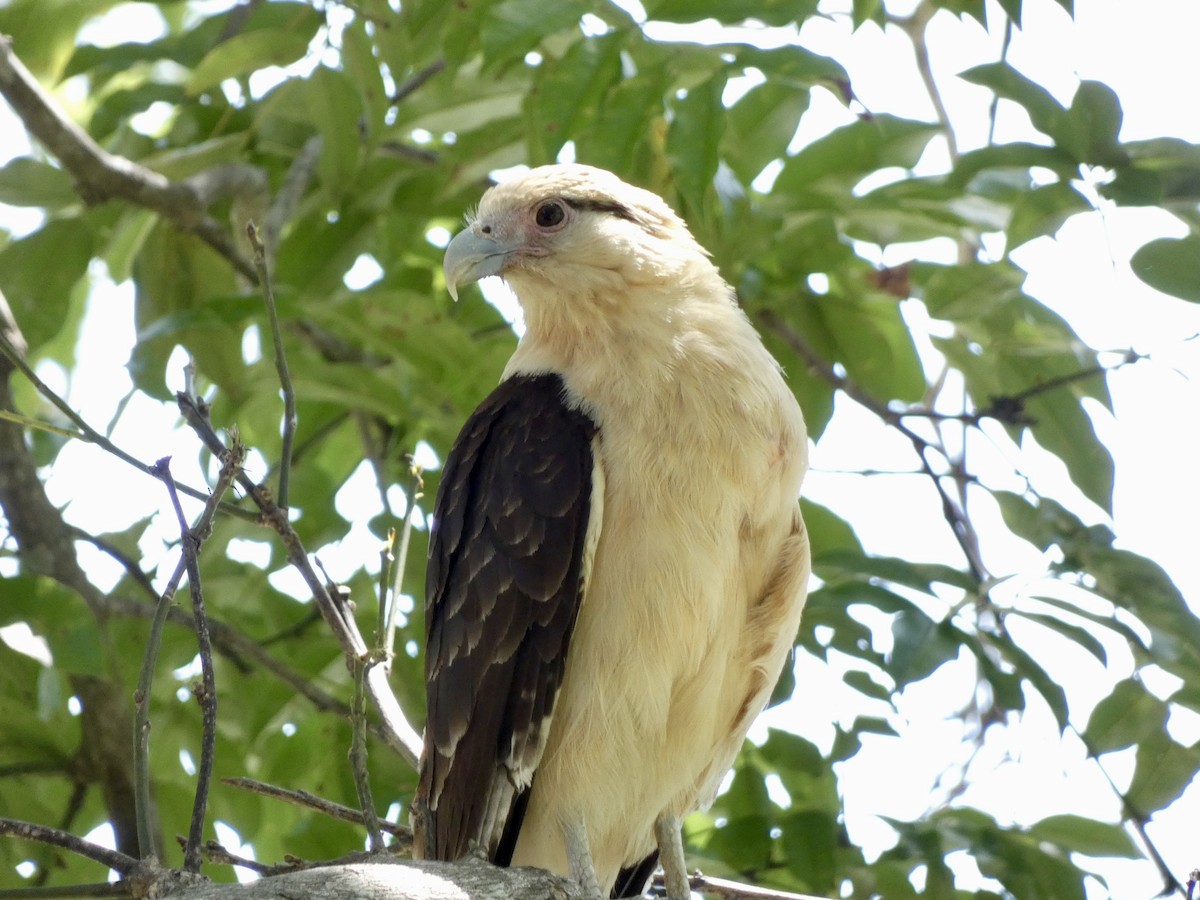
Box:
[411, 163, 810, 900]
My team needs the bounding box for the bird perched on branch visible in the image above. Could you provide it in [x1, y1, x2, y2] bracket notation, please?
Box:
[412, 164, 810, 899]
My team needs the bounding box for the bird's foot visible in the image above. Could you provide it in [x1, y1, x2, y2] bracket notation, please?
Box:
[563, 818, 606, 900]
[654, 813, 692, 900]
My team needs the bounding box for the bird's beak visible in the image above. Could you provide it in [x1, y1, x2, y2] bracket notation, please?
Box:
[442, 228, 518, 301]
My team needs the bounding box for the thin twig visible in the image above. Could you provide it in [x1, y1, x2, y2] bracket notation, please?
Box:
[386, 458, 424, 665]
[893, 3, 958, 163]
[247, 223, 297, 510]
[987, 19, 1014, 147]
[759, 308, 989, 583]
[0, 329, 254, 519]
[198, 840, 276, 876]
[0, 817, 136, 875]
[191, 838, 382, 876]
[376, 528, 396, 652]
[174, 393, 424, 768]
[350, 657, 385, 852]
[153, 446, 245, 872]
[221, 777, 411, 842]
[132, 543, 187, 861]
[391, 59, 445, 104]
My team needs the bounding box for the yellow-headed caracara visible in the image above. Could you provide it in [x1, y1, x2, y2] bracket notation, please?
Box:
[412, 164, 810, 899]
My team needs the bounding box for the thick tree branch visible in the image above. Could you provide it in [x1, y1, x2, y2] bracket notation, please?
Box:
[0, 35, 259, 281]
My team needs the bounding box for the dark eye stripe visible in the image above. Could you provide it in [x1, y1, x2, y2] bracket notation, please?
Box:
[562, 197, 638, 223]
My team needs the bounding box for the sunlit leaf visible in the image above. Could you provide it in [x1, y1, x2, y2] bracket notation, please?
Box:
[1084, 679, 1167, 754]
[1130, 233, 1200, 302]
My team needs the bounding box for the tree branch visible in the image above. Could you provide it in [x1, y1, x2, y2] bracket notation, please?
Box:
[221, 777, 411, 845]
[759, 307, 990, 584]
[0, 818, 136, 875]
[175, 391, 424, 768]
[0, 35, 259, 281]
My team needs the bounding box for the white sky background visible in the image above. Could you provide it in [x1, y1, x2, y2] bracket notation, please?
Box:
[1, 0, 1199, 897]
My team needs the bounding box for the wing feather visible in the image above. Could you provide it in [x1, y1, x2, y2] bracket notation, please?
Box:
[414, 373, 598, 864]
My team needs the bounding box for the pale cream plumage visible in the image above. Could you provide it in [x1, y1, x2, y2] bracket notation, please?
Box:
[422, 164, 810, 899]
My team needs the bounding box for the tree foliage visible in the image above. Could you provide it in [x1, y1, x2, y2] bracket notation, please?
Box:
[0, 1, 1197, 898]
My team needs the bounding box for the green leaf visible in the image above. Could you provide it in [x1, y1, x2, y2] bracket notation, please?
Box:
[0, 576, 104, 677]
[1126, 733, 1200, 813]
[526, 34, 623, 165]
[781, 809, 838, 892]
[960, 62, 1067, 143]
[1025, 387, 1114, 513]
[1027, 815, 1139, 858]
[0, 218, 94, 350]
[1130, 233, 1200, 302]
[890, 611, 961, 686]
[1007, 182, 1089, 249]
[987, 628, 1070, 728]
[186, 27, 314, 97]
[480, 0, 588, 67]
[724, 80, 810, 185]
[1062, 81, 1126, 167]
[341, 19, 389, 141]
[819, 294, 927, 403]
[920, 261, 1025, 321]
[305, 67, 364, 199]
[0, 0, 121, 79]
[994, 0, 1023, 21]
[0, 158, 77, 209]
[1083, 679, 1167, 755]
[644, 0, 821, 26]
[775, 116, 939, 195]
[667, 73, 727, 216]
[801, 499, 862, 558]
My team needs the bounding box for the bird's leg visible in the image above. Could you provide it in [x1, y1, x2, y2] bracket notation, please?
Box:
[563, 817, 605, 900]
[654, 812, 691, 900]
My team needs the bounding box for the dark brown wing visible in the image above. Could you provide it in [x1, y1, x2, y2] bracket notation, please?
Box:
[413, 373, 598, 863]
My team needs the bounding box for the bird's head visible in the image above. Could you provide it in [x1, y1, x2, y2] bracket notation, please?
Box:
[442, 165, 717, 315]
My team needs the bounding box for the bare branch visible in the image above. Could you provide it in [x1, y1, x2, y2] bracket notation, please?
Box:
[0, 326, 256, 520]
[175, 392, 424, 768]
[247, 223, 297, 509]
[132, 548, 186, 862]
[154, 448, 243, 872]
[891, 3, 958, 163]
[350, 658, 385, 852]
[759, 307, 990, 584]
[391, 59, 445, 105]
[0, 817, 136, 875]
[221, 777, 411, 844]
[386, 459, 423, 666]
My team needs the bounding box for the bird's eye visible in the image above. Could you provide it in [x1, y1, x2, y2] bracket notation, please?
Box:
[534, 200, 567, 230]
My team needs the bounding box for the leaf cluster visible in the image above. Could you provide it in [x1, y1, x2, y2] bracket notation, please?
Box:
[0, 0, 1195, 897]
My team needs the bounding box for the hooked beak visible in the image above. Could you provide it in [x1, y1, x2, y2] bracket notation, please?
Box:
[442, 228, 518, 301]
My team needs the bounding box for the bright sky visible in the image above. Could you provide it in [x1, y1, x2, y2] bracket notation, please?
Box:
[1, 0, 1199, 897]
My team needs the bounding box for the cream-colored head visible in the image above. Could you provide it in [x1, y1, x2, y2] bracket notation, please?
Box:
[443, 165, 721, 322]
